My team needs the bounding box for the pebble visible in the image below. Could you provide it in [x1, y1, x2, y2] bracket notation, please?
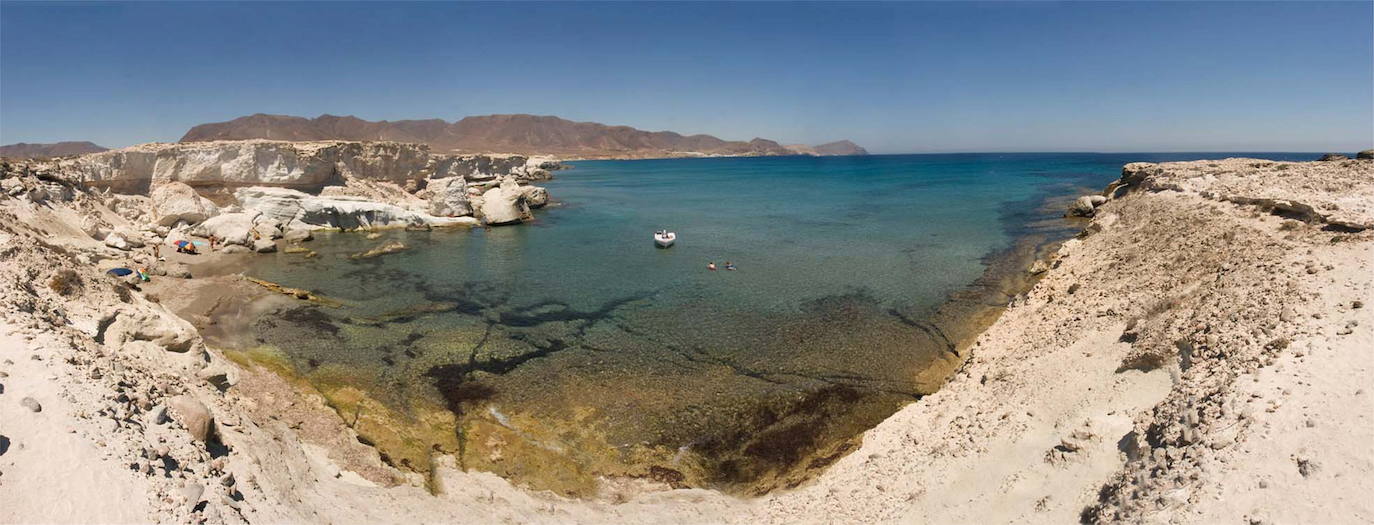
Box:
[180, 482, 205, 509]
[20, 397, 42, 412]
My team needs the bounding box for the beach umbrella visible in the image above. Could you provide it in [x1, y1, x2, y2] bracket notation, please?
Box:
[173, 240, 190, 248]
[106, 268, 134, 277]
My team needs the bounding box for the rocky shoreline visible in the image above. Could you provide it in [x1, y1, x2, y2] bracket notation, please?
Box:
[1, 152, 1371, 523]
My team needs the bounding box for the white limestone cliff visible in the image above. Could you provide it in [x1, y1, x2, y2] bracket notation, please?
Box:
[37, 140, 556, 229]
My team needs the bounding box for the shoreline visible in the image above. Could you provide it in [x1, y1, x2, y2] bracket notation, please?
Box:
[156, 182, 1081, 498]
[2, 154, 1371, 523]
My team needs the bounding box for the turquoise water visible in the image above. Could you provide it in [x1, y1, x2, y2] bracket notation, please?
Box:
[229, 152, 1319, 494]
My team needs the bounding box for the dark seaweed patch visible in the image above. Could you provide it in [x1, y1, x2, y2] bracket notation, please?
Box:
[277, 307, 340, 336]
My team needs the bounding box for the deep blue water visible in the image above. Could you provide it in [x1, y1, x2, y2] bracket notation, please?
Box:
[232, 152, 1322, 493]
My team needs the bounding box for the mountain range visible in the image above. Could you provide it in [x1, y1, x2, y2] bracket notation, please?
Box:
[0, 141, 108, 159]
[179, 114, 868, 159]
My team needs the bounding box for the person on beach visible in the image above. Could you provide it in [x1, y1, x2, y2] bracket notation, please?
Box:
[708, 261, 717, 271]
[153, 243, 161, 260]
[208, 235, 218, 251]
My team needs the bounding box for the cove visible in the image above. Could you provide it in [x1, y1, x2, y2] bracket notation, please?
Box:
[209, 153, 1233, 496]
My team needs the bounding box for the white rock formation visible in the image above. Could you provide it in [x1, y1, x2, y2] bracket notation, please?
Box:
[521, 185, 549, 208]
[41, 140, 553, 230]
[103, 231, 133, 251]
[235, 187, 462, 231]
[192, 212, 266, 247]
[430, 154, 558, 182]
[58, 140, 435, 193]
[150, 182, 219, 227]
[477, 178, 533, 226]
[424, 177, 472, 217]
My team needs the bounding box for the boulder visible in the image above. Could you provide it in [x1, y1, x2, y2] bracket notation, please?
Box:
[1068, 196, 1097, 217]
[283, 228, 313, 243]
[478, 179, 533, 226]
[1088, 195, 1108, 206]
[168, 395, 214, 442]
[196, 364, 236, 390]
[112, 227, 145, 248]
[425, 177, 473, 217]
[1357, 149, 1374, 160]
[103, 232, 132, 251]
[100, 307, 199, 353]
[193, 212, 261, 246]
[1318, 153, 1348, 161]
[151, 182, 218, 227]
[522, 185, 550, 209]
[80, 216, 110, 241]
[253, 238, 278, 253]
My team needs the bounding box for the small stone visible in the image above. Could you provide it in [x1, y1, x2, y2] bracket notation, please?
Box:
[168, 395, 214, 442]
[1354, 300, 1364, 309]
[1296, 457, 1319, 477]
[20, 397, 41, 412]
[1337, 321, 1357, 336]
[180, 483, 205, 509]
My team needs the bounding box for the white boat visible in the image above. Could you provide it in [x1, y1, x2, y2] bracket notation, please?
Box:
[654, 230, 676, 248]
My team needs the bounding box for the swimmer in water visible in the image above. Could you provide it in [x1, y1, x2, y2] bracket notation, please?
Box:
[724, 261, 736, 271]
[707, 261, 717, 271]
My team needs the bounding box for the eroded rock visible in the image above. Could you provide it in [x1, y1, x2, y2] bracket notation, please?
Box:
[151, 181, 218, 227]
[169, 395, 214, 442]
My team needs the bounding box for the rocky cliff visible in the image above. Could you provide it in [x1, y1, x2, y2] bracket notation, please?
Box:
[51, 140, 556, 195]
[0, 141, 108, 159]
[180, 113, 866, 159]
[11, 140, 557, 236]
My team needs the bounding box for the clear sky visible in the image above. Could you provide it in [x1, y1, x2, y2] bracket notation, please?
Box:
[1, 1, 1370, 153]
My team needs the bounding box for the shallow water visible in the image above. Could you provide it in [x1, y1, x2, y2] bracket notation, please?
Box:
[226, 153, 1318, 495]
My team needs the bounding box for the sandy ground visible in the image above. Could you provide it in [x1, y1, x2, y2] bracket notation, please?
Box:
[1, 156, 1371, 524]
[0, 327, 155, 524]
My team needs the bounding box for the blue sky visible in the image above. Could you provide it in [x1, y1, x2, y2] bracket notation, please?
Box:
[1, 1, 1370, 153]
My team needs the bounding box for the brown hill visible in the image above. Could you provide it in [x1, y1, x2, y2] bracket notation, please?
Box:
[0, 141, 108, 159]
[180, 113, 864, 159]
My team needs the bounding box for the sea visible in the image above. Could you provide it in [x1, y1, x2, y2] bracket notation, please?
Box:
[224, 152, 1320, 495]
